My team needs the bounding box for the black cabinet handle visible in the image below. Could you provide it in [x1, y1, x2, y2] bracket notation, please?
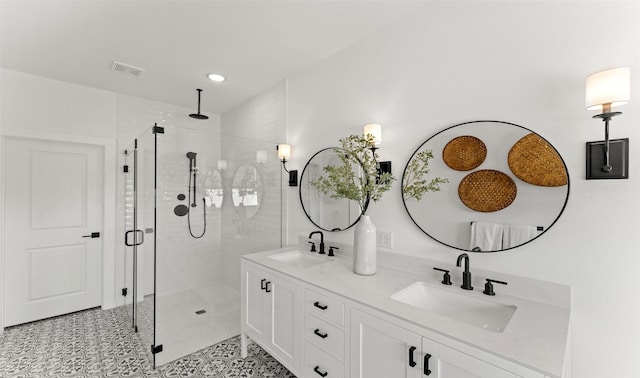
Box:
[409, 346, 417, 367]
[423, 353, 432, 375]
[313, 328, 328, 339]
[265, 281, 271, 293]
[313, 366, 328, 377]
[313, 301, 328, 310]
[261, 279, 267, 290]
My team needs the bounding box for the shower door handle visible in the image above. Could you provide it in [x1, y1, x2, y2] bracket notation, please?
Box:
[125, 230, 145, 246]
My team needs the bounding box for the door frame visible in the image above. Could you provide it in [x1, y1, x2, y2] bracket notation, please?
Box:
[0, 128, 117, 332]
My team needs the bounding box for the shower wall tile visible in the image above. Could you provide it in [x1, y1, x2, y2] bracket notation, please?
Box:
[115, 94, 223, 302]
[220, 81, 287, 292]
[220, 81, 286, 143]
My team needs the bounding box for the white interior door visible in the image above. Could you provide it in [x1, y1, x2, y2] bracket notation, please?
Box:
[4, 137, 103, 327]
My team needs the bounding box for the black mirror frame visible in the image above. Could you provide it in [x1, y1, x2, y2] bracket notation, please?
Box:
[299, 147, 370, 232]
[401, 120, 571, 252]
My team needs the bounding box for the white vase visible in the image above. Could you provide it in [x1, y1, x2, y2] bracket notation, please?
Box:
[353, 214, 377, 275]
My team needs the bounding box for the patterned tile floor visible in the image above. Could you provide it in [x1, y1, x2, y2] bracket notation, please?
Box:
[0, 306, 296, 378]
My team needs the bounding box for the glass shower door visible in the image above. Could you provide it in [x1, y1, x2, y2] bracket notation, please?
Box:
[122, 125, 159, 367]
[136, 126, 158, 367]
[123, 144, 136, 328]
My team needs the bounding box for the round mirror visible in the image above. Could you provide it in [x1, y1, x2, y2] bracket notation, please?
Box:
[232, 165, 262, 219]
[402, 120, 569, 252]
[299, 148, 363, 231]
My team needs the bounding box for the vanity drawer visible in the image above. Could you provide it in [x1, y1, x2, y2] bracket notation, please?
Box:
[304, 313, 344, 360]
[303, 341, 345, 378]
[305, 288, 344, 328]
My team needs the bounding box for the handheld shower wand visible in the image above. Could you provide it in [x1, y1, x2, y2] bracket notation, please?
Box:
[186, 152, 197, 207]
[185, 152, 206, 238]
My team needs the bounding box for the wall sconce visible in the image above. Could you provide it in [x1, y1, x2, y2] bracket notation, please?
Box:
[217, 159, 227, 171]
[585, 67, 630, 179]
[256, 149, 267, 163]
[363, 124, 391, 178]
[277, 144, 298, 186]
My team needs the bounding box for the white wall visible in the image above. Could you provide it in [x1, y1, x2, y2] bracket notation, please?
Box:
[1, 69, 118, 139]
[0, 68, 119, 325]
[285, 2, 640, 377]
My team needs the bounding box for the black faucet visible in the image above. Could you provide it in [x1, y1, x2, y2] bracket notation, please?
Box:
[308, 231, 325, 254]
[456, 253, 473, 290]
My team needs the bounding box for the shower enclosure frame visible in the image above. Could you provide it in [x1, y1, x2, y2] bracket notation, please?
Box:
[123, 124, 163, 368]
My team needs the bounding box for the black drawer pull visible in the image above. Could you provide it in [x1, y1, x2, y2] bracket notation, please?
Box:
[424, 353, 432, 375]
[314, 366, 328, 377]
[313, 328, 328, 339]
[314, 301, 328, 310]
[265, 281, 272, 293]
[409, 346, 417, 367]
[261, 279, 267, 290]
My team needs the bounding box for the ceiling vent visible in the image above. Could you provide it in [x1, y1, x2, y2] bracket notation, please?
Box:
[110, 61, 145, 76]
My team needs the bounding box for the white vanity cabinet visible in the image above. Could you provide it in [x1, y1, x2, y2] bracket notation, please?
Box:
[350, 308, 423, 378]
[241, 249, 567, 378]
[350, 308, 544, 378]
[241, 261, 302, 374]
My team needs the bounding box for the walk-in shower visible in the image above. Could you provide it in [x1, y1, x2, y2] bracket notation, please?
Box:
[120, 113, 284, 368]
[121, 123, 236, 367]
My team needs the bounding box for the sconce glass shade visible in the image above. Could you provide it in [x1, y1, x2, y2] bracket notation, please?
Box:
[585, 67, 631, 111]
[277, 144, 291, 160]
[217, 160, 227, 170]
[363, 124, 382, 146]
[256, 150, 267, 163]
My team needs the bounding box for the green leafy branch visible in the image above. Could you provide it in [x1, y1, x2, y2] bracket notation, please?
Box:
[310, 134, 395, 214]
[402, 149, 448, 201]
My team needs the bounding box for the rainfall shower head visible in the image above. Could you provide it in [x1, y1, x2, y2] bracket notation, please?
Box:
[189, 89, 209, 120]
[186, 152, 197, 160]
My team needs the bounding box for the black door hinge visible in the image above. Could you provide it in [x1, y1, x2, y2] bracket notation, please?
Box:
[121, 288, 128, 297]
[151, 344, 163, 354]
[152, 124, 165, 134]
[123, 165, 129, 173]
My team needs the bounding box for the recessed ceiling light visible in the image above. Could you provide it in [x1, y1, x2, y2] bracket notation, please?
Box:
[207, 73, 225, 82]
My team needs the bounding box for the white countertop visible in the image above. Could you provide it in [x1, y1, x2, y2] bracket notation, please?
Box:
[243, 245, 570, 378]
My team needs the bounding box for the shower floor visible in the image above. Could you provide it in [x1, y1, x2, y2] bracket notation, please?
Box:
[150, 281, 240, 366]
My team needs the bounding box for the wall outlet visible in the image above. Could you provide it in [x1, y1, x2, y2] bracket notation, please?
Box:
[377, 231, 393, 249]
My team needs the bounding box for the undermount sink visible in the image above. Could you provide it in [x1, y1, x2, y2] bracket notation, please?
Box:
[391, 282, 516, 333]
[268, 250, 329, 269]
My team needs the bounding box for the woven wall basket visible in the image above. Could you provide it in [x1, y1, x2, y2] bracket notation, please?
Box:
[458, 169, 517, 212]
[508, 133, 568, 187]
[442, 135, 487, 171]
